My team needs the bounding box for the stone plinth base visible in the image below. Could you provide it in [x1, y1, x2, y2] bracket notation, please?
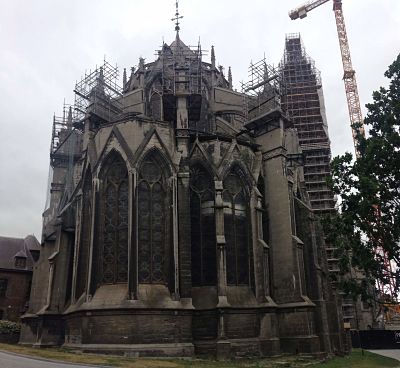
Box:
[280, 335, 321, 354]
[216, 340, 231, 360]
[63, 342, 194, 357]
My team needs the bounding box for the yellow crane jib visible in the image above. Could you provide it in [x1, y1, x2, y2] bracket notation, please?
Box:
[288, 0, 365, 156]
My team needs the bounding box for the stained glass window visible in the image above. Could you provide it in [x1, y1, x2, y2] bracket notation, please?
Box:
[223, 170, 250, 286]
[190, 165, 216, 286]
[100, 153, 129, 284]
[138, 152, 169, 284]
[150, 92, 162, 121]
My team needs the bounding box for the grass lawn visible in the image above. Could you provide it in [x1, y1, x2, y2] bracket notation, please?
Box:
[0, 344, 399, 368]
[313, 349, 400, 368]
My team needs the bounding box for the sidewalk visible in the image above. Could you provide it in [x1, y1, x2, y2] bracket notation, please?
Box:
[368, 350, 400, 362]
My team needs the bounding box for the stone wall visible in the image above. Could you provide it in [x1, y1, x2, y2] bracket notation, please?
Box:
[0, 270, 31, 321]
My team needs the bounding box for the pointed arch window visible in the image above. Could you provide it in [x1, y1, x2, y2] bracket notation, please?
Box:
[137, 151, 170, 284]
[223, 169, 251, 286]
[150, 92, 162, 121]
[76, 170, 92, 297]
[100, 153, 129, 284]
[190, 165, 216, 286]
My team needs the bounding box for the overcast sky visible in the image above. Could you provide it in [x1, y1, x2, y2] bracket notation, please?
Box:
[0, 0, 399, 239]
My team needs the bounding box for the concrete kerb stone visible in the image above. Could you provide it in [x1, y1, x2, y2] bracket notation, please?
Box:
[0, 349, 111, 368]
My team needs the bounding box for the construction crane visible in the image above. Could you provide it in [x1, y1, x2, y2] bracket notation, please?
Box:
[289, 0, 365, 156]
[290, 0, 398, 304]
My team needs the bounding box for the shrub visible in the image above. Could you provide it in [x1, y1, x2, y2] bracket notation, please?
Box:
[0, 320, 21, 334]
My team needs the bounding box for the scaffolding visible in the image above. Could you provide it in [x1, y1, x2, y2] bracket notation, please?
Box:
[45, 101, 82, 230]
[151, 39, 207, 124]
[240, 57, 286, 136]
[158, 40, 205, 96]
[280, 33, 335, 214]
[50, 102, 81, 174]
[51, 103, 74, 154]
[74, 59, 123, 124]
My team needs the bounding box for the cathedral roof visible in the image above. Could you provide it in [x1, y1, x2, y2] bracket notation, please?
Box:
[169, 35, 193, 55]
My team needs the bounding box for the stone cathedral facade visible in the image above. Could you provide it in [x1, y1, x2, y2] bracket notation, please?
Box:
[20, 33, 343, 357]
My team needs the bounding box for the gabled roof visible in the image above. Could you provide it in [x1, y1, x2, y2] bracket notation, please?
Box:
[169, 35, 193, 55]
[14, 250, 27, 258]
[0, 235, 40, 271]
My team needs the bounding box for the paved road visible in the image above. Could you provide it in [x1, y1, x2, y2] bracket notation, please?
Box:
[0, 351, 103, 368]
[369, 349, 400, 362]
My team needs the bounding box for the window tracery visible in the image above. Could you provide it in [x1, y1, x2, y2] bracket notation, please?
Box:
[223, 169, 251, 286]
[137, 152, 169, 284]
[100, 153, 129, 284]
[190, 165, 216, 286]
[150, 92, 162, 120]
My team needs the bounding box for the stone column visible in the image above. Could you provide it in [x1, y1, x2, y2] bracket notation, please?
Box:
[215, 180, 228, 307]
[258, 128, 302, 304]
[214, 181, 231, 358]
[46, 254, 56, 309]
[175, 75, 191, 298]
[254, 187, 269, 302]
[309, 211, 332, 353]
[288, 181, 307, 297]
[172, 173, 180, 300]
[71, 193, 82, 304]
[86, 177, 99, 301]
[128, 169, 137, 299]
[176, 170, 192, 298]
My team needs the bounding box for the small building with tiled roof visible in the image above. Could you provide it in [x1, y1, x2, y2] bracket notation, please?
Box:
[0, 235, 40, 321]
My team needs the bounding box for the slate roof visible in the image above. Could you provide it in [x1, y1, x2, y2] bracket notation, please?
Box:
[0, 235, 40, 271]
[169, 35, 193, 55]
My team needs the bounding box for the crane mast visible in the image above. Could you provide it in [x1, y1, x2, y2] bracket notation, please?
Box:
[289, 0, 365, 156]
[289, 0, 396, 304]
[332, 0, 365, 148]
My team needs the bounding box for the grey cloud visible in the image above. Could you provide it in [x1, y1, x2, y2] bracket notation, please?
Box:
[0, 0, 398, 238]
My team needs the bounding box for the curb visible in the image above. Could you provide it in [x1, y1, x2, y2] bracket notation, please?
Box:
[0, 349, 112, 367]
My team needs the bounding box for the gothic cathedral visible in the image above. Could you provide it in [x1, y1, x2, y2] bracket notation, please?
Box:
[20, 31, 344, 357]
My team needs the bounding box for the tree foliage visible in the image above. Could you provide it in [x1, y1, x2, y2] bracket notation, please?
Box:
[324, 54, 400, 301]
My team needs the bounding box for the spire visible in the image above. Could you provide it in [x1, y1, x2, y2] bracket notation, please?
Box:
[139, 57, 145, 70]
[263, 62, 271, 93]
[99, 66, 104, 83]
[263, 62, 269, 80]
[67, 106, 73, 128]
[89, 66, 105, 100]
[211, 45, 215, 68]
[123, 68, 127, 88]
[138, 58, 145, 87]
[126, 66, 135, 91]
[171, 0, 183, 35]
[228, 66, 232, 89]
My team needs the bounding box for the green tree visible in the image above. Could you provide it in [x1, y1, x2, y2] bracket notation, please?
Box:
[325, 54, 400, 301]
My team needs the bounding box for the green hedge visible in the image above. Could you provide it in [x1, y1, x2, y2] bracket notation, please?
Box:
[0, 320, 21, 334]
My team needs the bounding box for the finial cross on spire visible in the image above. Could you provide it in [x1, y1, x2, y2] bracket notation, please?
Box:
[171, 0, 183, 33]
